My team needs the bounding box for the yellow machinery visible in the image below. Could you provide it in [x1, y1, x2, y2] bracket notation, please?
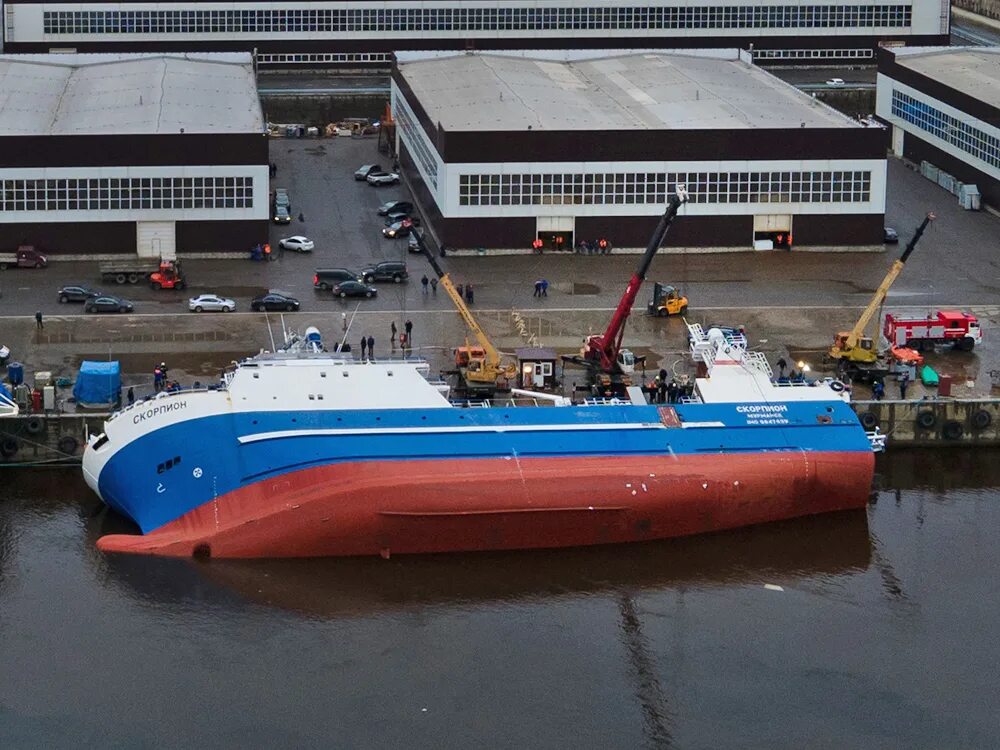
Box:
[413, 232, 517, 393]
[647, 282, 689, 317]
[829, 212, 934, 364]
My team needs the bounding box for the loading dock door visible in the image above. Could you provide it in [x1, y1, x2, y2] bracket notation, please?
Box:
[753, 215, 793, 250]
[537, 216, 574, 252]
[137, 221, 176, 259]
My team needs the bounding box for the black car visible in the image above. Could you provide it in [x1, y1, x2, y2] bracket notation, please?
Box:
[332, 280, 378, 299]
[314, 268, 360, 290]
[57, 285, 102, 303]
[884, 227, 899, 244]
[361, 261, 408, 283]
[381, 220, 415, 239]
[250, 292, 300, 312]
[377, 200, 413, 216]
[85, 295, 134, 314]
[385, 211, 420, 226]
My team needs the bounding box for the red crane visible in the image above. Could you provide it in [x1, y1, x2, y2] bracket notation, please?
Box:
[582, 186, 688, 373]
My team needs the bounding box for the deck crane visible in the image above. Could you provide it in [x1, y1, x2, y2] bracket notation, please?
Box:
[412, 230, 517, 394]
[567, 186, 688, 378]
[829, 212, 935, 369]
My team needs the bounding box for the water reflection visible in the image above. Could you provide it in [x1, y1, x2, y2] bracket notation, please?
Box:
[95, 511, 872, 619]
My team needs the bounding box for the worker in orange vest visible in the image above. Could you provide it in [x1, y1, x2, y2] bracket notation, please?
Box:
[786, 232, 793, 251]
[263, 243, 272, 260]
[598, 238, 608, 254]
[776, 233, 784, 247]
[554, 235, 564, 248]
[532, 238, 543, 254]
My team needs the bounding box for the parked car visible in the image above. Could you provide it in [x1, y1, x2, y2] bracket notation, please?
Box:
[189, 294, 236, 313]
[354, 164, 383, 181]
[361, 261, 408, 283]
[382, 219, 415, 239]
[273, 204, 292, 224]
[377, 200, 413, 216]
[85, 295, 134, 314]
[314, 268, 361, 290]
[883, 227, 899, 244]
[826, 78, 845, 86]
[251, 292, 300, 312]
[385, 211, 420, 226]
[407, 234, 422, 253]
[332, 280, 378, 299]
[367, 172, 401, 187]
[57, 285, 102, 303]
[279, 236, 315, 253]
[273, 188, 291, 210]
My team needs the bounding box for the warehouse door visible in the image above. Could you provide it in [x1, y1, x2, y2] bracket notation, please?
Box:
[752, 214, 793, 250]
[136, 221, 176, 259]
[536, 216, 574, 252]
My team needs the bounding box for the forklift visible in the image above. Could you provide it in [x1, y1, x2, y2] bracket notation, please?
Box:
[647, 282, 688, 317]
[150, 260, 186, 290]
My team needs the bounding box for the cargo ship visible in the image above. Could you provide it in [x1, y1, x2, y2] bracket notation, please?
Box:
[83, 325, 881, 559]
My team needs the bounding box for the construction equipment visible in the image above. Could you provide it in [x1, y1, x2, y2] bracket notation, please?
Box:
[828, 212, 934, 380]
[149, 260, 186, 290]
[412, 231, 516, 395]
[564, 186, 688, 384]
[647, 283, 688, 317]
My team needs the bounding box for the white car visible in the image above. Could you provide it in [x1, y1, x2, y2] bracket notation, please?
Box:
[279, 236, 315, 253]
[189, 294, 236, 313]
[367, 172, 400, 186]
[826, 78, 845, 86]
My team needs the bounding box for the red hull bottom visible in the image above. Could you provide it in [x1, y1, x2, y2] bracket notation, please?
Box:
[97, 451, 875, 559]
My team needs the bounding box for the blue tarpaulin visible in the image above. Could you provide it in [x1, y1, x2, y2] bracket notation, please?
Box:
[73, 361, 121, 408]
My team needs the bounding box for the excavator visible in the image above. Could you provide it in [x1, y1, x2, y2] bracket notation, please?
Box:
[411, 230, 517, 395]
[828, 212, 934, 380]
[563, 186, 688, 390]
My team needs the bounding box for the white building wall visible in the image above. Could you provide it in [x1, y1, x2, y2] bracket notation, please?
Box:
[439, 159, 887, 217]
[0, 164, 268, 224]
[7, 0, 943, 44]
[876, 72, 1000, 182]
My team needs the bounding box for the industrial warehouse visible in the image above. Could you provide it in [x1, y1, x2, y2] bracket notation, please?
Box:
[877, 45, 1000, 211]
[0, 52, 268, 256]
[391, 49, 888, 253]
[0, 0, 950, 67]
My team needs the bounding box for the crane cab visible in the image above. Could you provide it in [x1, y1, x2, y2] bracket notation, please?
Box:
[648, 283, 688, 317]
[830, 332, 879, 363]
[617, 349, 637, 374]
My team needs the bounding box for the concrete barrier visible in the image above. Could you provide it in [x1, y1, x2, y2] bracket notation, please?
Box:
[852, 399, 1000, 446]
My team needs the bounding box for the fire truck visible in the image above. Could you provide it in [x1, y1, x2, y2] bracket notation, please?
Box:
[883, 310, 982, 352]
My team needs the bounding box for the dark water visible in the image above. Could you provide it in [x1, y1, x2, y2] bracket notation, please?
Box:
[1, 451, 998, 749]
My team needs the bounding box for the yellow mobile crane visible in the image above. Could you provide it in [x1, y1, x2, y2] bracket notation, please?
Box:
[828, 212, 934, 375]
[412, 231, 517, 394]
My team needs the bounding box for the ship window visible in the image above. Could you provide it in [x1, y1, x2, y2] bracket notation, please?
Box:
[343, 372, 349, 377]
[253, 373, 259, 379]
[318, 394, 324, 400]
[387, 371, 393, 377]
[320, 372, 327, 377]
[157, 463, 164, 474]
[308, 394, 315, 400]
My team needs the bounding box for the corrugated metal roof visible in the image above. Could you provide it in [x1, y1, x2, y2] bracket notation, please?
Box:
[396, 50, 859, 132]
[0, 53, 263, 135]
[891, 46, 1000, 111]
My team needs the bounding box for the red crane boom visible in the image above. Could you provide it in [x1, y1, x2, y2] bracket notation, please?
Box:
[583, 186, 688, 372]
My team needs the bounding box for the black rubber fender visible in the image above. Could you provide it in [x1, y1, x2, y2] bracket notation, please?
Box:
[916, 411, 937, 430]
[25, 416, 45, 434]
[0, 437, 19, 457]
[57, 435, 79, 455]
[942, 420, 964, 440]
[971, 410, 992, 431]
[830, 380, 846, 393]
[859, 411, 879, 429]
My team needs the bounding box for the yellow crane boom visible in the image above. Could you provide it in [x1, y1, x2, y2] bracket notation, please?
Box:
[412, 231, 515, 385]
[831, 212, 934, 362]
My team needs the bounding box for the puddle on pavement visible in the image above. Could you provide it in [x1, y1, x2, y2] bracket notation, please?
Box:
[572, 282, 600, 295]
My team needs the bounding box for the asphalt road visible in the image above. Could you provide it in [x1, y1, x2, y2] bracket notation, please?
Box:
[3, 138, 998, 321]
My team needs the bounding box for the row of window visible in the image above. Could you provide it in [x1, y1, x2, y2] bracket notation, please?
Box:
[43, 5, 912, 35]
[395, 97, 439, 189]
[256, 52, 392, 65]
[891, 90, 1000, 171]
[0, 176, 254, 212]
[754, 47, 875, 59]
[457, 171, 873, 206]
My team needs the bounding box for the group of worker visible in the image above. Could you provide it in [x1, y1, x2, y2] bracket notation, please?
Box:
[389, 320, 414, 351]
[646, 370, 692, 404]
[250, 243, 273, 261]
[576, 239, 613, 255]
[872, 371, 910, 401]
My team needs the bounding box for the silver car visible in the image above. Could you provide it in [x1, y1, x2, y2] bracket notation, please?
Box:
[189, 294, 236, 313]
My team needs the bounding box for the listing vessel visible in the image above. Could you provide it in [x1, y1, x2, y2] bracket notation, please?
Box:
[83, 325, 880, 559]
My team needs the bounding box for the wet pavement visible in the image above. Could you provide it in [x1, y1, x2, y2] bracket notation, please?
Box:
[1, 449, 999, 747]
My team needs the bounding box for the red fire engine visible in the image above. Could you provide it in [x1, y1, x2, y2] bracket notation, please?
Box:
[883, 310, 982, 352]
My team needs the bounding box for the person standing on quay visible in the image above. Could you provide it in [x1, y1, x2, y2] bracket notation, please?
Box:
[367, 335, 375, 361]
[405, 319, 413, 347]
[35, 311, 43, 330]
[391, 321, 398, 351]
[430, 277, 438, 296]
[421, 275, 429, 295]
[360, 336, 368, 361]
